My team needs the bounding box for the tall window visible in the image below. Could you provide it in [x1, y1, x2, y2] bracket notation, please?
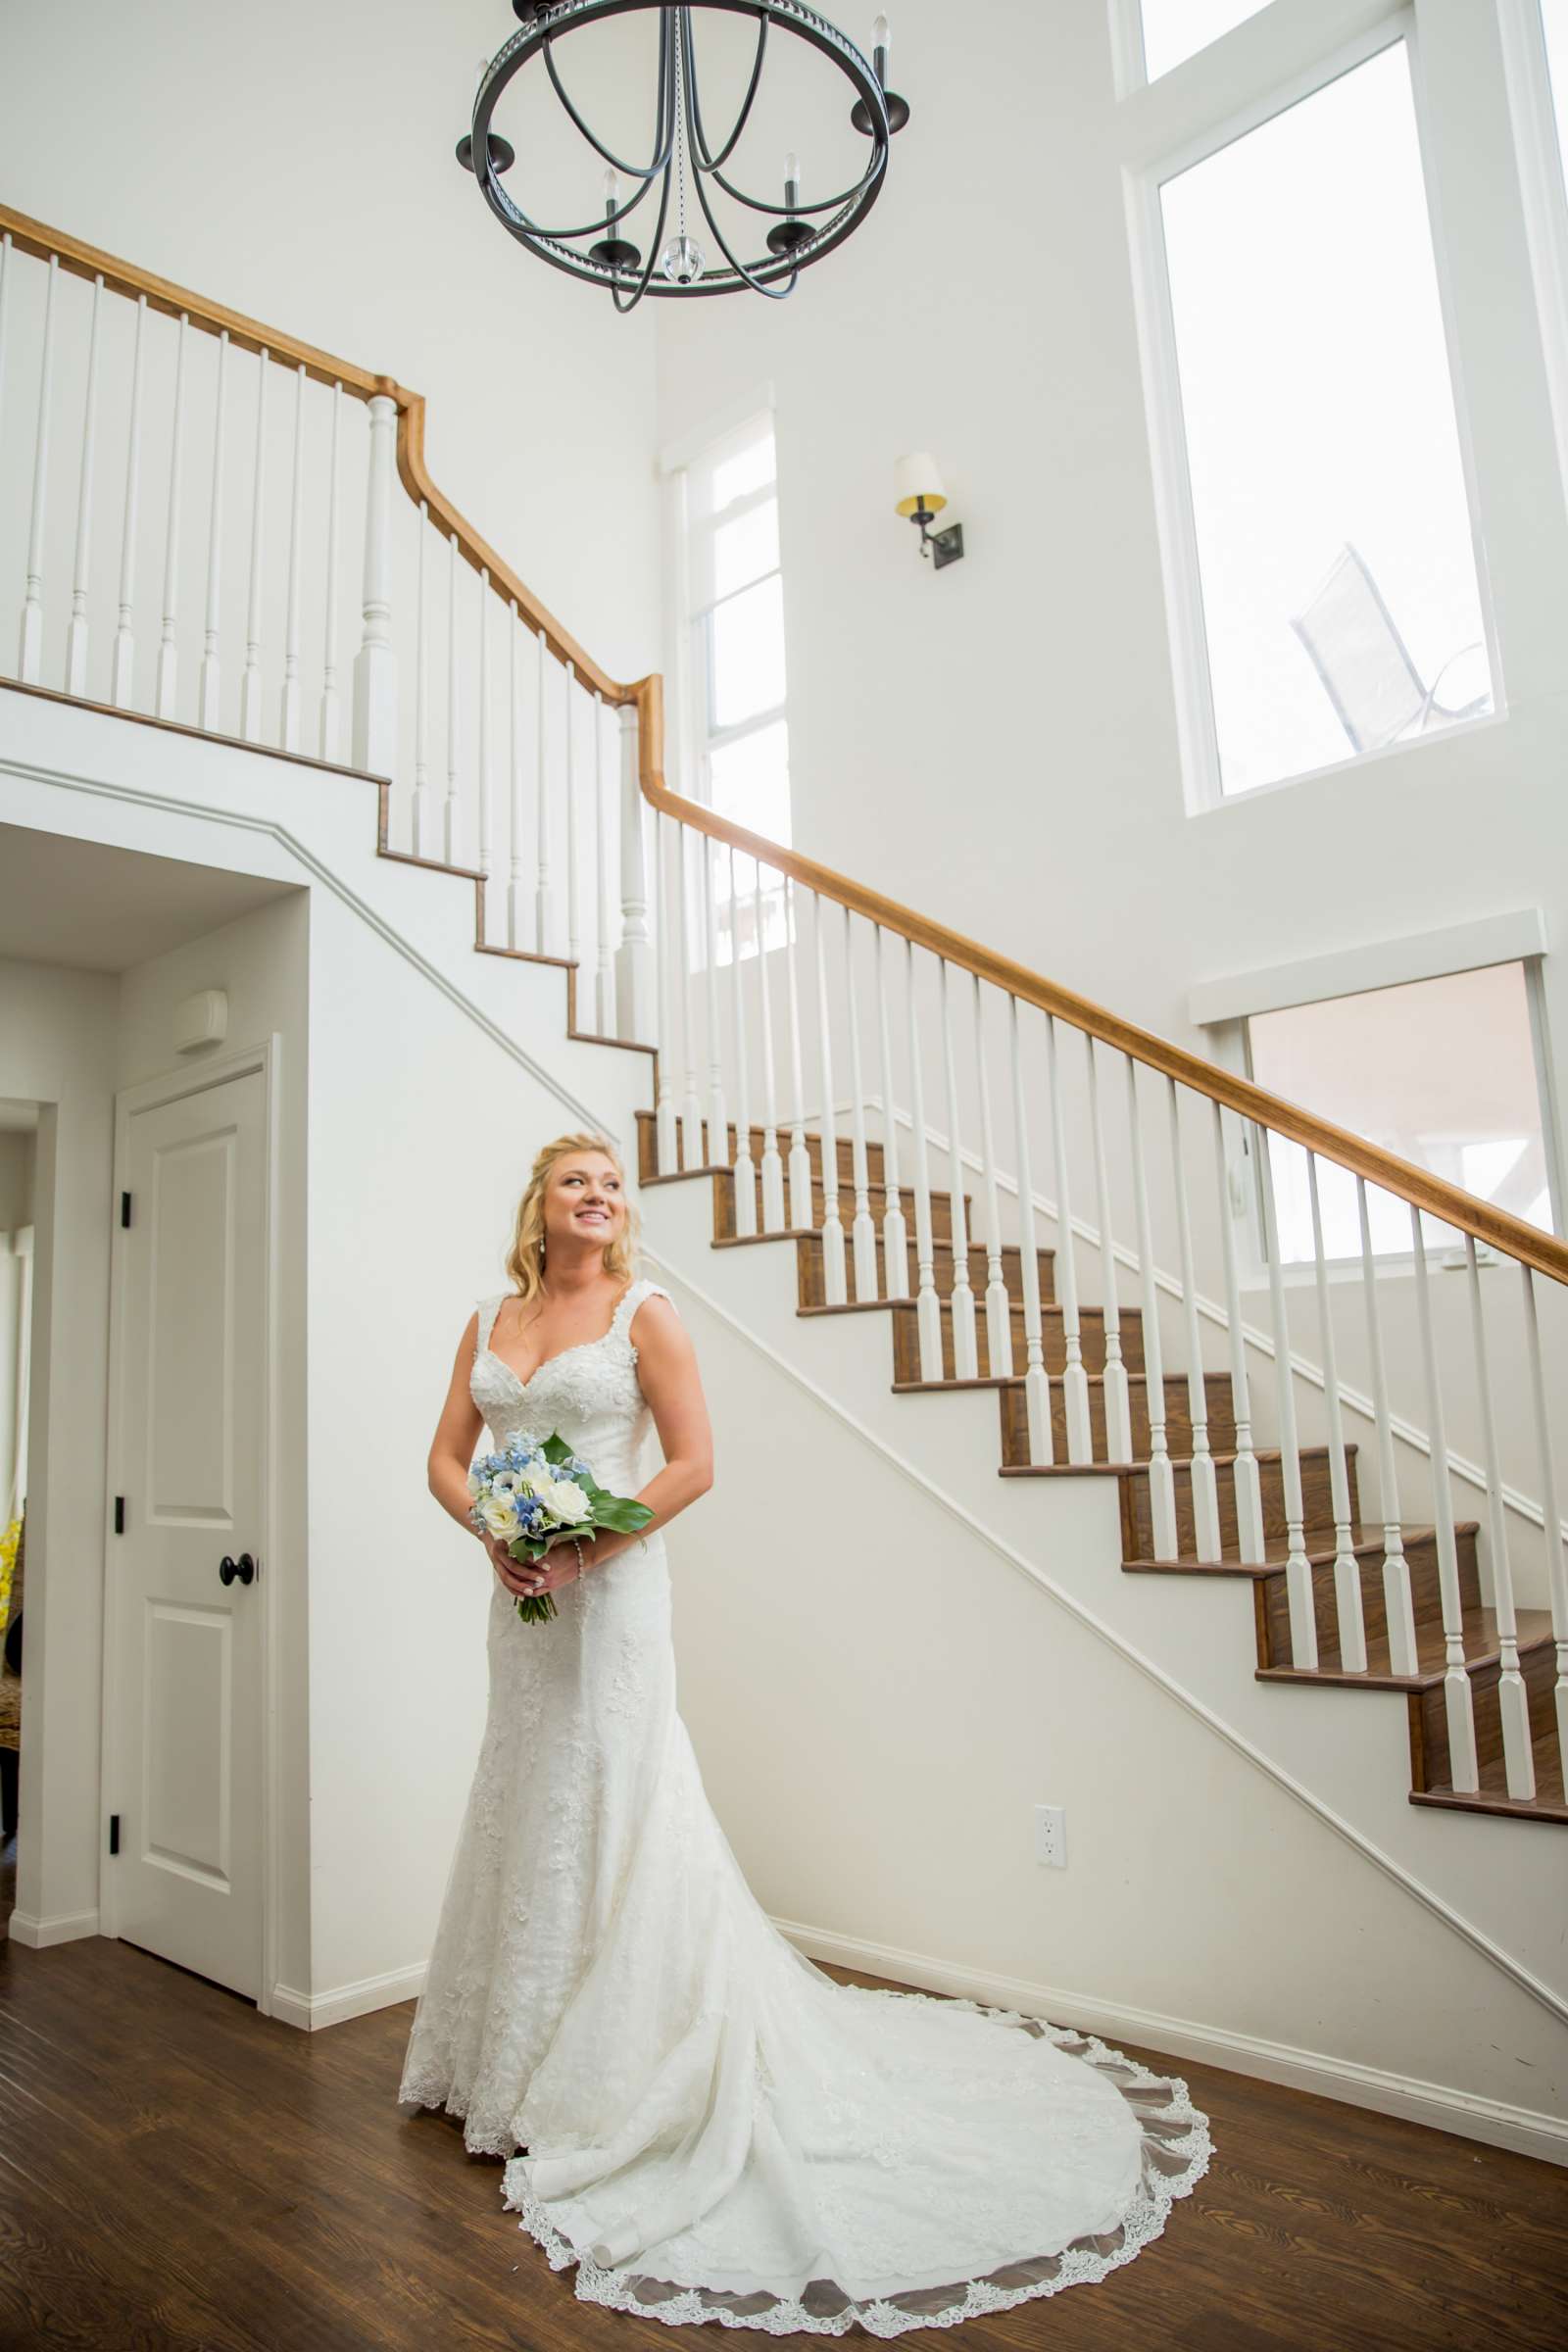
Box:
[1245, 962, 1558, 1265]
[670, 409, 792, 964]
[1138, 26, 1496, 801]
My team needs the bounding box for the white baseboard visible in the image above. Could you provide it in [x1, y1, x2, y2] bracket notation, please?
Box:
[777, 1915, 1568, 2168]
[269, 1959, 426, 2032]
[6, 1905, 100, 1948]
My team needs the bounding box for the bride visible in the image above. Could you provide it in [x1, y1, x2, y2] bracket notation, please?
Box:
[398, 1129, 1212, 2333]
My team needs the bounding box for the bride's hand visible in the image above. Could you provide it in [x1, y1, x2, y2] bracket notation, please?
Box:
[480, 1529, 535, 1598]
[524, 1534, 593, 1597]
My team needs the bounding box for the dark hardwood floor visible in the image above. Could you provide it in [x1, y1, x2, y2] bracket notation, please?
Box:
[0, 1924, 1562, 2351]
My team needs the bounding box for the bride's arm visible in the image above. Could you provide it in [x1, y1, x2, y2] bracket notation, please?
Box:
[584, 1294, 713, 1574]
[427, 1311, 531, 1595]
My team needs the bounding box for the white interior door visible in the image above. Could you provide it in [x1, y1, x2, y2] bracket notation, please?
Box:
[110, 1064, 268, 1999]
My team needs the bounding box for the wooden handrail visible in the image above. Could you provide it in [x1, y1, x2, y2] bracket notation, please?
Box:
[629, 681, 1568, 1287]
[7, 199, 1563, 1284]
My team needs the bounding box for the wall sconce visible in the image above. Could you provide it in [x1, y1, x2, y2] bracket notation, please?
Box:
[895, 452, 964, 569]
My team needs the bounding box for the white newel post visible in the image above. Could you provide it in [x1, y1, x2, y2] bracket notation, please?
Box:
[352, 391, 398, 777]
[616, 704, 654, 1041]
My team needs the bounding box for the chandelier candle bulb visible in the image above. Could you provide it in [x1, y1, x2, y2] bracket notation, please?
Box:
[784, 152, 802, 211]
[874, 12, 891, 77]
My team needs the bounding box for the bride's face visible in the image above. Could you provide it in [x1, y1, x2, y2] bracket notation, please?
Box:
[544, 1153, 625, 1253]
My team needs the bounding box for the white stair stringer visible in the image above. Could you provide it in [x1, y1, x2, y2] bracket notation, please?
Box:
[0, 690, 652, 1150]
[636, 1166, 1568, 2056]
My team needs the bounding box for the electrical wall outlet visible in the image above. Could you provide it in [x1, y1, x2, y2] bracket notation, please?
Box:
[1034, 1804, 1066, 1869]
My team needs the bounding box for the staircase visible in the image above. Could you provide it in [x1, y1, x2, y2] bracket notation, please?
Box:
[640, 1116, 1567, 1830]
[2, 195, 1565, 1859]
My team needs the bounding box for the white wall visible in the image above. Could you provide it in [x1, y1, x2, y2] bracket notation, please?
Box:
[655, 0, 1568, 1155]
[0, 0, 662, 681]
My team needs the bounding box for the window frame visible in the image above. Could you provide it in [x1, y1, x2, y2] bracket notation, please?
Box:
[660, 395, 793, 969]
[1202, 947, 1566, 1283]
[1118, 0, 1506, 814]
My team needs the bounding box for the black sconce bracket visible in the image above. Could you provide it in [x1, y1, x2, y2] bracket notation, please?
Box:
[909, 501, 965, 569]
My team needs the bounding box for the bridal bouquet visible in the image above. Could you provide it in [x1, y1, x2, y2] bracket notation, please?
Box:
[468, 1428, 655, 1624]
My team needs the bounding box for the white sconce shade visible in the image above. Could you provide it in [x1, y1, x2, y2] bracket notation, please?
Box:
[894, 452, 947, 517]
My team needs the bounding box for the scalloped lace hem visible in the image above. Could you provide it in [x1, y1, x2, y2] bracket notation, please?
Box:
[492, 1991, 1214, 2337]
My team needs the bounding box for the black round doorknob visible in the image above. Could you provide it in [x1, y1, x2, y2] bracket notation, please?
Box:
[219, 1553, 257, 1588]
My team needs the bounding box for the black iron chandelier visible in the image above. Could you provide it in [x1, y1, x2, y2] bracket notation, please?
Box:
[457, 1, 911, 310]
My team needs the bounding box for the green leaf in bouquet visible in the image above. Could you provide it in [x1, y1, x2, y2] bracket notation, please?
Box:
[590, 1497, 657, 1535]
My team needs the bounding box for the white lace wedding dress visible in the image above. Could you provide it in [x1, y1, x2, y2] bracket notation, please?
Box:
[398, 1274, 1212, 2334]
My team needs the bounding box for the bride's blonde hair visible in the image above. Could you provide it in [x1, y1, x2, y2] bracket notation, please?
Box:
[504, 1130, 640, 1307]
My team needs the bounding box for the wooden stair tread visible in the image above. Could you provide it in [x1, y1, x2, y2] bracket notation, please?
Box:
[1256, 1605, 1557, 1691]
[1000, 1443, 1354, 1473]
[1122, 1522, 1476, 1577]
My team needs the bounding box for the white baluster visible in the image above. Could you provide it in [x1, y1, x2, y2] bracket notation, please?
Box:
[753, 856, 785, 1226]
[1047, 1017, 1090, 1455]
[938, 959, 978, 1381]
[318, 380, 343, 760]
[64, 271, 104, 698]
[507, 603, 526, 945]
[729, 843, 758, 1238]
[240, 348, 269, 743]
[1087, 1037, 1133, 1462]
[1008, 995, 1054, 1464]
[782, 872, 811, 1229]
[1465, 1236, 1533, 1797]
[905, 940, 943, 1381]
[616, 701, 654, 1040]
[972, 976, 1013, 1378]
[677, 825, 704, 1167]
[198, 329, 228, 732]
[703, 831, 727, 1166]
[1306, 1152, 1365, 1671]
[564, 661, 581, 972]
[154, 312, 189, 720]
[534, 628, 551, 952]
[1410, 1205, 1478, 1790]
[476, 570, 493, 934]
[653, 812, 679, 1172]
[873, 923, 909, 1298]
[1211, 1101, 1264, 1560]
[1254, 1125, 1314, 1654]
[1164, 1077, 1220, 1552]
[842, 906, 879, 1299]
[352, 390, 398, 775]
[504, 603, 522, 941]
[812, 891, 848, 1301]
[1129, 1064, 1178, 1559]
[412, 506, 431, 854]
[595, 693, 615, 1034]
[277, 362, 307, 749]
[444, 532, 461, 861]
[1521, 1263, 1568, 1788]
[18, 251, 57, 684]
[111, 294, 147, 710]
[1355, 1175, 1417, 1676]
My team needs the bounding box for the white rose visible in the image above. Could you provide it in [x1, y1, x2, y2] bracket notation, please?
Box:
[480, 1495, 521, 1539]
[543, 1478, 592, 1524]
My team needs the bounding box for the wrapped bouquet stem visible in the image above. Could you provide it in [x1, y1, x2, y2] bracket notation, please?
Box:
[468, 1427, 655, 1623]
